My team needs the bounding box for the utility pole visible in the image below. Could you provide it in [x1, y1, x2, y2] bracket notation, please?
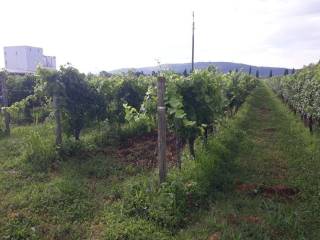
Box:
[191, 11, 195, 73]
[157, 76, 167, 183]
[0, 71, 10, 135]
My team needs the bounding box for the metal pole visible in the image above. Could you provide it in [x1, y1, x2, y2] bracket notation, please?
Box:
[191, 11, 195, 73]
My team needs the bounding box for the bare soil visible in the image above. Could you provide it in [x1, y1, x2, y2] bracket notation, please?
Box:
[116, 131, 179, 168]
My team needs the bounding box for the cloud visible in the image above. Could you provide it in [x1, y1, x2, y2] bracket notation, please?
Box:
[267, 16, 320, 48]
[292, 0, 320, 16]
[256, 0, 320, 67]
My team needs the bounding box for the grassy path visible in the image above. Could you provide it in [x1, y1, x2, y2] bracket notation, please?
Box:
[177, 83, 320, 239]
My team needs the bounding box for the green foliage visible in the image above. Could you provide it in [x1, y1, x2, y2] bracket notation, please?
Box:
[116, 78, 148, 113]
[268, 63, 320, 122]
[6, 74, 36, 105]
[34, 66, 107, 140]
[59, 137, 96, 156]
[164, 69, 256, 156]
[59, 65, 107, 140]
[4, 65, 256, 152]
[226, 71, 257, 114]
[121, 171, 206, 231]
[1, 73, 48, 124]
[121, 103, 154, 138]
[89, 73, 152, 125]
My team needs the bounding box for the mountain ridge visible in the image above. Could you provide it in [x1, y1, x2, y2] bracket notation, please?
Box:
[110, 61, 293, 77]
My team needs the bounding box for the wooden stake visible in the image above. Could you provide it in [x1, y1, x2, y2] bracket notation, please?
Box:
[157, 76, 167, 183]
[53, 94, 62, 146]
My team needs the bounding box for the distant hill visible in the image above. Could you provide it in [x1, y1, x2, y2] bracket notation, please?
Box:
[110, 62, 293, 77]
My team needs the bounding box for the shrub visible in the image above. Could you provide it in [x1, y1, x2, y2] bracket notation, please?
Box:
[59, 137, 96, 157]
[122, 169, 206, 231]
[119, 103, 154, 141]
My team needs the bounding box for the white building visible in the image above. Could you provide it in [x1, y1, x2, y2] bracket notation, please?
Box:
[3, 46, 56, 73]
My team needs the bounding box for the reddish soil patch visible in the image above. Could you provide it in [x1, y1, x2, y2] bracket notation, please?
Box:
[227, 214, 263, 225]
[259, 107, 271, 113]
[258, 107, 272, 119]
[227, 214, 239, 225]
[262, 128, 276, 133]
[243, 215, 263, 224]
[236, 183, 259, 193]
[236, 183, 299, 200]
[260, 184, 299, 199]
[116, 131, 179, 168]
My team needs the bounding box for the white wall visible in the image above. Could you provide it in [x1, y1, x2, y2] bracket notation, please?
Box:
[26, 46, 43, 72]
[42, 55, 56, 69]
[4, 46, 29, 73]
[3, 46, 56, 73]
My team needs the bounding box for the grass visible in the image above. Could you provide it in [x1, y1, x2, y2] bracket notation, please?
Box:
[0, 123, 132, 239]
[176, 83, 320, 239]
[0, 83, 319, 239]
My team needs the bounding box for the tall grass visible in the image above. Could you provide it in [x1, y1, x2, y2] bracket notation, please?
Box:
[23, 130, 57, 172]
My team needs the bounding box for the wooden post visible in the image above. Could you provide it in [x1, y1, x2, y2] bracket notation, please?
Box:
[176, 137, 183, 169]
[175, 122, 182, 169]
[157, 76, 167, 183]
[0, 72, 10, 135]
[309, 116, 313, 133]
[53, 94, 62, 146]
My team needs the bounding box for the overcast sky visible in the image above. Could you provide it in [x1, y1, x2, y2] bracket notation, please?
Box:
[0, 0, 319, 72]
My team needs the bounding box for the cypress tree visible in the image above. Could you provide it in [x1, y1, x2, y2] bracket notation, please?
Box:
[269, 70, 273, 78]
[183, 69, 188, 77]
